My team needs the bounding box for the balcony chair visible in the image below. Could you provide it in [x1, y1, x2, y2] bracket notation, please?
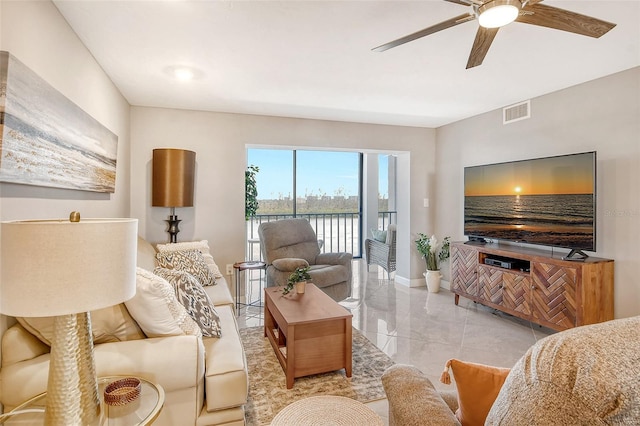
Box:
[365, 224, 396, 278]
[258, 218, 352, 302]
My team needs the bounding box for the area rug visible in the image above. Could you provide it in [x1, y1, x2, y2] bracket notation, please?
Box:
[240, 326, 394, 425]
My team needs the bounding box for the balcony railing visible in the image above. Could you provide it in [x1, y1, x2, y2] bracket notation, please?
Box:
[246, 211, 397, 261]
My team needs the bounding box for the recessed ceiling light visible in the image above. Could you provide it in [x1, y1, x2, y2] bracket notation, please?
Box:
[164, 65, 203, 82]
[174, 67, 194, 81]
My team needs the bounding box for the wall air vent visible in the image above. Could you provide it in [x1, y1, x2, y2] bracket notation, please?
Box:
[503, 100, 530, 124]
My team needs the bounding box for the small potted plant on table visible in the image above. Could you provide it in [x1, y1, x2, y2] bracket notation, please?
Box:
[283, 266, 312, 295]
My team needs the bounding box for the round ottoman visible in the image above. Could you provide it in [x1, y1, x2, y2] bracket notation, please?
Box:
[271, 395, 383, 425]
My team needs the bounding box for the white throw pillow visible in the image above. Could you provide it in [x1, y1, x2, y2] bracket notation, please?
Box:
[156, 240, 224, 279]
[125, 268, 202, 338]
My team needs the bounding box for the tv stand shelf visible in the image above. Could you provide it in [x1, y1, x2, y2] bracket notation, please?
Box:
[450, 242, 614, 331]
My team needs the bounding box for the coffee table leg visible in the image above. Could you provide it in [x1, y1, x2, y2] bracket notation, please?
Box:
[345, 318, 352, 378]
[286, 326, 295, 389]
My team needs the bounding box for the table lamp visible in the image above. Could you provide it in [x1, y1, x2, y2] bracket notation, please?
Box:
[152, 148, 196, 243]
[0, 213, 138, 425]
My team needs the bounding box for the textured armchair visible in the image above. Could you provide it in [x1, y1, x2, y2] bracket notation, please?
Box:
[258, 218, 352, 302]
[365, 224, 396, 278]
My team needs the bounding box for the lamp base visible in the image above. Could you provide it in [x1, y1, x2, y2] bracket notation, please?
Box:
[46, 313, 100, 425]
[166, 214, 181, 243]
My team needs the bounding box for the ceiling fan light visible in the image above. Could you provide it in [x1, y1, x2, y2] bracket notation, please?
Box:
[478, 0, 521, 29]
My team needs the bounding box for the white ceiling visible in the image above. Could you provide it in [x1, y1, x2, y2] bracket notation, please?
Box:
[53, 0, 640, 128]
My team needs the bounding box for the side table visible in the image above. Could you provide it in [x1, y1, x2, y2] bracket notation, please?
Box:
[0, 376, 165, 426]
[233, 261, 266, 313]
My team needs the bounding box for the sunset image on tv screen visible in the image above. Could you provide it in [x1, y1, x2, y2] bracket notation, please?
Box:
[464, 152, 595, 250]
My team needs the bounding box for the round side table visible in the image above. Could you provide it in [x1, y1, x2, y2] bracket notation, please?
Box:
[233, 261, 266, 312]
[1, 376, 164, 426]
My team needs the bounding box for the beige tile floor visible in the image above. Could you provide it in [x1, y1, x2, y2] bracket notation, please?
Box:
[236, 259, 555, 424]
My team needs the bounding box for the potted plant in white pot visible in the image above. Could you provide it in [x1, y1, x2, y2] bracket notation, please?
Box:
[282, 266, 312, 295]
[415, 234, 451, 292]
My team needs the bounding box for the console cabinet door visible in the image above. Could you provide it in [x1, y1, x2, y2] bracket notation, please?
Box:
[531, 262, 577, 330]
[478, 266, 531, 316]
[451, 246, 478, 297]
[501, 272, 531, 316]
[478, 266, 503, 305]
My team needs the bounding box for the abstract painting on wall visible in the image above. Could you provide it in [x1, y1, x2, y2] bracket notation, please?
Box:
[0, 51, 118, 193]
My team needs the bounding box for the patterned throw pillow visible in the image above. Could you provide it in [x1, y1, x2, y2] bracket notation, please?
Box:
[154, 267, 222, 338]
[156, 240, 224, 279]
[156, 249, 216, 286]
[125, 268, 202, 339]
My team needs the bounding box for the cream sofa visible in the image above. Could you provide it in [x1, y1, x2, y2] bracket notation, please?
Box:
[0, 238, 248, 426]
[382, 316, 640, 425]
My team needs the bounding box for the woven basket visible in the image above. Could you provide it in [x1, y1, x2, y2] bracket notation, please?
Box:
[104, 377, 141, 406]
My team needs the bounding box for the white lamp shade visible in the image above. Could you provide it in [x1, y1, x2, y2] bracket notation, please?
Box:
[1, 218, 138, 317]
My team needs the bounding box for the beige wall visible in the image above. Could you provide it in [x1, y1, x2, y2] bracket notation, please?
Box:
[0, 1, 131, 221]
[130, 107, 437, 282]
[435, 67, 640, 318]
[0, 0, 132, 364]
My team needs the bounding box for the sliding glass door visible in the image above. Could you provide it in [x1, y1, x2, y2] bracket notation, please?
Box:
[247, 148, 362, 257]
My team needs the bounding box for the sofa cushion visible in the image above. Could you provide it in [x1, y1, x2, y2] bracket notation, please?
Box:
[258, 218, 320, 265]
[308, 264, 350, 288]
[17, 303, 146, 347]
[441, 359, 510, 426]
[272, 258, 309, 272]
[203, 277, 234, 307]
[156, 240, 224, 279]
[137, 236, 158, 271]
[486, 316, 640, 425]
[203, 304, 248, 412]
[125, 268, 202, 338]
[371, 229, 387, 242]
[154, 268, 222, 338]
[156, 249, 216, 286]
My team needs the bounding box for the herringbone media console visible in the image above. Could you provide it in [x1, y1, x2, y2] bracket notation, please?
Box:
[450, 242, 614, 331]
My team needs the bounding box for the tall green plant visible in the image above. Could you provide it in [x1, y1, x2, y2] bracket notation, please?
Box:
[245, 165, 259, 220]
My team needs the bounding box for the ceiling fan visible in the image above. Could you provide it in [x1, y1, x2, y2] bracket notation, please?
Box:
[373, 0, 616, 69]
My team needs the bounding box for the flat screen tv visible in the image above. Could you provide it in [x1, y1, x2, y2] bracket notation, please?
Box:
[464, 151, 596, 259]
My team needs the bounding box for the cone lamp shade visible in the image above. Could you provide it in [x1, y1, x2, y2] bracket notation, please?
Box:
[152, 148, 196, 242]
[0, 216, 138, 425]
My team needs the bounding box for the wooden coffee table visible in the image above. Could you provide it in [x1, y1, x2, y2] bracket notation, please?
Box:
[264, 283, 353, 389]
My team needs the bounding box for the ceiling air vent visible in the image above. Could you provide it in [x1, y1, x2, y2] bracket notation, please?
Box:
[503, 100, 530, 124]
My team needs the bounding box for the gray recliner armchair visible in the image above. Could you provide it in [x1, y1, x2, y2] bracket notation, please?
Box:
[258, 218, 353, 302]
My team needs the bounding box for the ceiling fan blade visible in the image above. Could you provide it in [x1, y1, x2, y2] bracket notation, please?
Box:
[517, 3, 616, 38]
[466, 26, 499, 69]
[373, 13, 475, 52]
[443, 0, 474, 6]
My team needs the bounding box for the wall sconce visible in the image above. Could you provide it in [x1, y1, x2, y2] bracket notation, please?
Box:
[152, 148, 196, 243]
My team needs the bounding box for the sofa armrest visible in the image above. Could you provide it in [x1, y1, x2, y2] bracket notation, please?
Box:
[315, 252, 352, 267]
[0, 335, 205, 410]
[382, 364, 461, 426]
[94, 335, 205, 393]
